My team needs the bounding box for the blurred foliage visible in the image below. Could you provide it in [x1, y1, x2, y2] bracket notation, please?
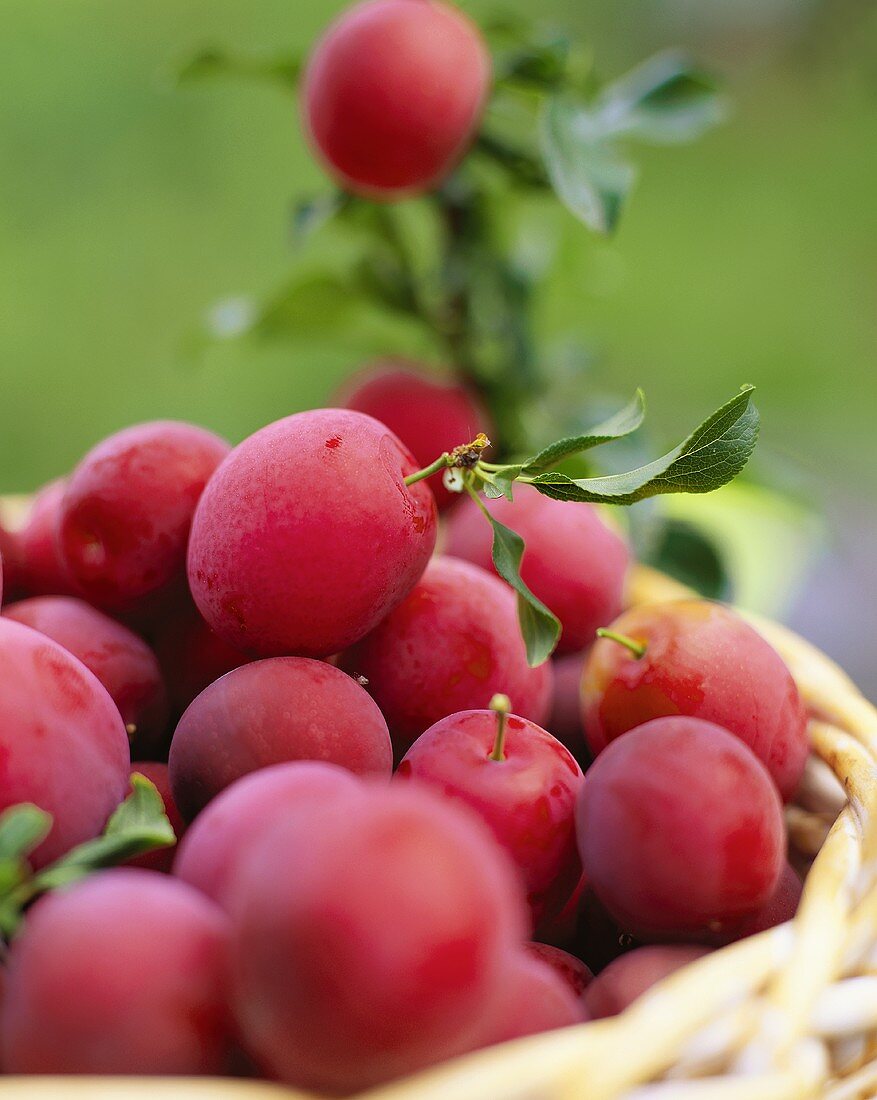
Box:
[0, 0, 873, 495]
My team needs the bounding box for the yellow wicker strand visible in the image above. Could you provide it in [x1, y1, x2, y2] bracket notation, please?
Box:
[624, 1037, 827, 1100]
[823, 1059, 877, 1100]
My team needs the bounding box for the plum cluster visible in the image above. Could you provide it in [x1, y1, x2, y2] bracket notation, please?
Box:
[0, 362, 809, 1091]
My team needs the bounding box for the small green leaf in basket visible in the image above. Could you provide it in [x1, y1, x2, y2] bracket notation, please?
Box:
[528, 386, 759, 506]
[0, 804, 52, 865]
[33, 774, 176, 892]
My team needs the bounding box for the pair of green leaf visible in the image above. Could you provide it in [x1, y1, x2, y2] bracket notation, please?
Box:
[541, 51, 729, 235]
[0, 775, 176, 937]
[481, 386, 759, 667]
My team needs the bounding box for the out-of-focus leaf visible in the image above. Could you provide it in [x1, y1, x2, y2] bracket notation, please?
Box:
[171, 47, 301, 91]
[292, 193, 350, 245]
[34, 775, 175, 892]
[648, 519, 731, 600]
[0, 805, 52, 864]
[660, 481, 825, 619]
[540, 97, 635, 234]
[596, 51, 728, 145]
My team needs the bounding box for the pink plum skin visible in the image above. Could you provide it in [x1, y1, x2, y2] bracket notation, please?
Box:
[168, 657, 392, 821]
[15, 479, 78, 597]
[581, 599, 810, 800]
[577, 717, 786, 941]
[583, 945, 712, 1019]
[547, 649, 589, 761]
[173, 762, 363, 909]
[0, 617, 130, 868]
[474, 953, 585, 1048]
[303, 0, 491, 198]
[229, 784, 528, 1093]
[187, 409, 438, 660]
[341, 556, 553, 755]
[337, 361, 493, 510]
[59, 421, 230, 615]
[525, 942, 593, 1001]
[397, 708, 583, 925]
[717, 862, 802, 944]
[4, 596, 168, 752]
[154, 599, 253, 717]
[1, 870, 232, 1075]
[445, 485, 630, 655]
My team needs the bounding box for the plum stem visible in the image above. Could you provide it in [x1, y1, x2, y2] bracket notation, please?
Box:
[404, 434, 493, 487]
[404, 454, 450, 487]
[596, 628, 647, 659]
[489, 693, 512, 761]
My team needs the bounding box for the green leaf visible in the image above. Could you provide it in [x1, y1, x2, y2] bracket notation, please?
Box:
[33, 775, 176, 892]
[659, 480, 824, 619]
[171, 47, 301, 91]
[483, 511, 561, 666]
[520, 389, 646, 475]
[596, 52, 728, 145]
[647, 518, 731, 601]
[494, 33, 572, 90]
[540, 96, 635, 235]
[483, 476, 517, 502]
[0, 805, 52, 864]
[528, 386, 759, 505]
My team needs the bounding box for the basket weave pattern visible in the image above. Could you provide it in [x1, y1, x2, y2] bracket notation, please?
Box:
[2, 565, 876, 1100]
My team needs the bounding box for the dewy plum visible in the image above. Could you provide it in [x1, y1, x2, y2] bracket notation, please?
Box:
[168, 657, 392, 821]
[1, 870, 232, 1075]
[342, 556, 552, 754]
[128, 763, 186, 874]
[174, 762, 363, 908]
[337, 360, 492, 510]
[582, 945, 711, 1020]
[303, 0, 491, 198]
[16, 478, 77, 597]
[229, 784, 528, 1093]
[4, 596, 168, 752]
[59, 421, 230, 615]
[187, 409, 437, 659]
[446, 486, 630, 654]
[0, 617, 130, 868]
[577, 717, 785, 941]
[397, 702, 583, 925]
[582, 600, 809, 799]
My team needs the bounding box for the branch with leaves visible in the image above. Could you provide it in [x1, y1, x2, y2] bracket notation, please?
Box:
[175, 14, 727, 457]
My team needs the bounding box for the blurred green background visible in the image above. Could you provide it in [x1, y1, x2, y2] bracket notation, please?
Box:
[1, 0, 875, 684]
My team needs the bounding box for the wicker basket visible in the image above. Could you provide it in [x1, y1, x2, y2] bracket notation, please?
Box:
[1, 564, 876, 1100]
